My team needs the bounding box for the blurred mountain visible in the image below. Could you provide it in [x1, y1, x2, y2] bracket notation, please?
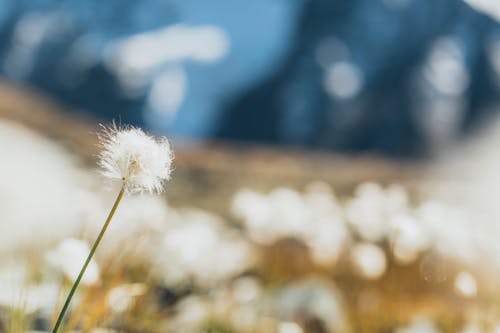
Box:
[0, 0, 500, 156]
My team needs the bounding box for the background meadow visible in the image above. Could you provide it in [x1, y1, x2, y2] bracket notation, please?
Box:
[2, 1, 500, 332]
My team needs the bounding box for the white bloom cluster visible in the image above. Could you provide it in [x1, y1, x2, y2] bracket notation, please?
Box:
[346, 182, 408, 242]
[232, 181, 491, 281]
[346, 182, 431, 266]
[232, 182, 349, 266]
[168, 277, 347, 333]
[98, 124, 173, 194]
[159, 209, 254, 287]
[79, 198, 253, 289]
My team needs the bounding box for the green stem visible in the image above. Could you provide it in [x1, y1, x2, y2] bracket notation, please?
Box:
[51, 185, 126, 333]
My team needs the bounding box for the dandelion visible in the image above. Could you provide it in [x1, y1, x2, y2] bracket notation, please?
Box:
[98, 124, 173, 194]
[51, 124, 173, 333]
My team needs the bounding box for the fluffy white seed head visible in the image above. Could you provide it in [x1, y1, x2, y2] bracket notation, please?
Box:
[98, 124, 173, 194]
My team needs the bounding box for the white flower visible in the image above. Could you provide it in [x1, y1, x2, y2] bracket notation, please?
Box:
[46, 238, 100, 285]
[98, 124, 173, 194]
[107, 283, 146, 313]
[159, 209, 252, 287]
[350, 243, 387, 280]
[389, 213, 430, 264]
[454, 271, 477, 297]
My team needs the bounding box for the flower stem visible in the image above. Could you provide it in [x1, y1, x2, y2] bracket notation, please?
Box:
[51, 185, 126, 333]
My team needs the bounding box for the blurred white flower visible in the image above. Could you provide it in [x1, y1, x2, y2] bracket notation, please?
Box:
[172, 296, 211, 330]
[94, 194, 172, 260]
[0, 265, 59, 313]
[107, 283, 146, 313]
[0, 120, 96, 252]
[454, 271, 477, 298]
[46, 238, 99, 285]
[232, 277, 262, 303]
[0, 262, 28, 310]
[232, 188, 272, 241]
[267, 188, 312, 236]
[346, 183, 408, 242]
[232, 185, 350, 266]
[350, 243, 387, 280]
[303, 183, 350, 265]
[160, 209, 252, 287]
[417, 201, 479, 265]
[225, 277, 263, 331]
[307, 216, 350, 266]
[389, 213, 430, 264]
[232, 187, 311, 244]
[278, 321, 303, 333]
[27, 281, 60, 314]
[303, 181, 341, 216]
[98, 124, 173, 194]
[395, 318, 440, 333]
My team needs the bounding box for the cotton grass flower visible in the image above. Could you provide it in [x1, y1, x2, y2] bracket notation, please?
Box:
[107, 283, 146, 313]
[46, 238, 100, 285]
[51, 124, 173, 333]
[454, 271, 477, 297]
[350, 243, 387, 280]
[160, 209, 252, 287]
[98, 124, 173, 194]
